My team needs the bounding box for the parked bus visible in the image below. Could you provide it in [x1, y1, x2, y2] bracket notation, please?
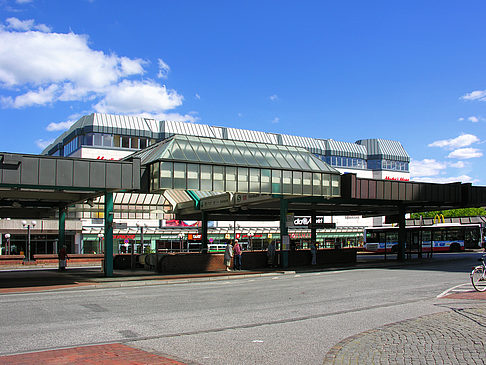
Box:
[364, 223, 483, 253]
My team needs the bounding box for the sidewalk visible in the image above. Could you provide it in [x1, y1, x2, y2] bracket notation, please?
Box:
[323, 302, 486, 364]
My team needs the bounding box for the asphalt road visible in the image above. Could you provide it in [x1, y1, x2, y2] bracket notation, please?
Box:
[0, 252, 481, 365]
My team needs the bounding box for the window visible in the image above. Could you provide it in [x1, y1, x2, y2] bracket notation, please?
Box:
[140, 138, 147, 149]
[84, 134, 93, 146]
[113, 135, 121, 147]
[131, 137, 139, 149]
[94, 134, 103, 146]
[103, 134, 113, 147]
[122, 136, 130, 148]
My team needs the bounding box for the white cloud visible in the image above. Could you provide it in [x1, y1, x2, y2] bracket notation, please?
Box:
[458, 117, 464, 121]
[35, 138, 54, 150]
[195, 93, 200, 100]
[412, 175, 477, 184]
[238, 113, 243, 117]
[449, 161, 465, 168]
[468, 116, 479, 123]
[16, 0, 34, 4]
[271, 117, 279, 124]
[3, 84, 58, 108]
[46, 120, 75, 132]
[409, 159, 446, 177]
[428, 133, 479, 149]
[137, 111, 199, 123]
[0, 24, 145, 99]
[94, 80, 183, 114]
[5, 17, 51, 32]
[461, 90, 486, 101]
[269, 94, 279, 101]
[157, 58, 170, 79]
[447, 148, 483, 159]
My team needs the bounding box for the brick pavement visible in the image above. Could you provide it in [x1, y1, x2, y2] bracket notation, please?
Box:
[0, 344, 187, 365]
[323, 305, 486, 364]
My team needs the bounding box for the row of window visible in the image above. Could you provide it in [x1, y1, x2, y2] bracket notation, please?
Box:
[320, 155, 368, 169]
[150, 162, 341, 197]
[367, 159, 409, 172]
[61, 133, 155, 156]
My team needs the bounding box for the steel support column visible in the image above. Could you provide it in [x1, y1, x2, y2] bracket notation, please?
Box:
[280, 198, 289, 268]
[311, 210, 317, 244]
[104, 192, 114, 277]
[397, 205, 406, 262]
[58, 206, 66, 252]
[201, 211, 208, 253]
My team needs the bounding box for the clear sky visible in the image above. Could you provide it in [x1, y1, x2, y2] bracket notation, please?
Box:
[0, 0, 485, 184]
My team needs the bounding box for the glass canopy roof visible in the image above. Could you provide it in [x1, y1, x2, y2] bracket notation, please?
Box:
[131, 135, 339, 174]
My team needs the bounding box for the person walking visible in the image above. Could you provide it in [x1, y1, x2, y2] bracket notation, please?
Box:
[58, 245, 68, 271]
[224, 241, 233, 271]
[233, 239, 242, 270]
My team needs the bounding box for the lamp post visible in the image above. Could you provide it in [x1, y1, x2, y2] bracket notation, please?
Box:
[248, 232, 254, 251]
[4, 234, 10, 255]
[21, 220, 36, 261]
[178, 232, 184, 252]
[97, 233, 104, 254]
[135, 223, 147, 271]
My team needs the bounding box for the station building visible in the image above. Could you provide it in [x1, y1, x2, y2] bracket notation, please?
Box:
[5, 113, 411, 255]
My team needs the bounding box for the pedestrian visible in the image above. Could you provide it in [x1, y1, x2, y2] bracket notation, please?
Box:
[58, 245, 68, 271]
[224, 241, 233, 271]
[310, 242, 317, 265]
[267, 241, 276, 267]
[233, 239, 242, 270]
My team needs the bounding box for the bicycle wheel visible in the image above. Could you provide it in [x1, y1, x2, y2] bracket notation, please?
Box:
[470, 266, 486, 292]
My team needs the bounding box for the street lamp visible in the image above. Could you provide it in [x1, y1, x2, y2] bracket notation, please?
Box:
[248, 232, 254, 251]
[21, 220, 36, 261]
[97, 233, 104, 254]
[136, 223, 147, 270]
[4, 234, 10, 255]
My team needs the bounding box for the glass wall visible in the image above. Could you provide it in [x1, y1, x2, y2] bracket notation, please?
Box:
[150, 161, 341, 197]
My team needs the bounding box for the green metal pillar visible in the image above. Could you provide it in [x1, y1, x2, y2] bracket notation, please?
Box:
[58, 206, 66, 253]
[104, 192, 114, 277]
[201, 211, 208, 253]
[397, 205, 406, 262]
[280, 198, 289, 268]
[311, 210, 317, 244]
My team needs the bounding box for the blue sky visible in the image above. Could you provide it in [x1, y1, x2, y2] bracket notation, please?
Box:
[0, 0, 485, 184]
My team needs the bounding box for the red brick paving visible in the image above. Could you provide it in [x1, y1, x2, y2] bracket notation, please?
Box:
[0, 344, 186, 365]
[441, 290, 486, 300]
[0, 283, 93, 294]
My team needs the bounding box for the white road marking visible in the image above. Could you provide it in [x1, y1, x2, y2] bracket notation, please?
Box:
[437, 283, 472, 298]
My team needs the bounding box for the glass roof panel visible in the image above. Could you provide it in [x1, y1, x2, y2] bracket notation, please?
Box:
[225, 140, 249, 165]
[170, 140, 187, 160]
[203, 141, 225, 163]
[235, 141, 259, 165]
[180, 139, 198, 161]
[247, 144, 271, 167]
[192, 140, 213, 163]
[213, 139, 237, 164]
[267, 144, 292, 169]
[257, 144, 281, 168]
[276, 145, 300, 170]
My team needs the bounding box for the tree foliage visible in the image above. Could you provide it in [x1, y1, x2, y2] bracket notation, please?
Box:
[410, 207, 486, 219]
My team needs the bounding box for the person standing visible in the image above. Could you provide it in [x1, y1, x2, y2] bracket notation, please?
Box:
[224, 241, 233, 271]
[233, 239, 242, 270]
[267, 241, 276, 267]
[310, 242, 317, 265]
[58, 245, 68, 271]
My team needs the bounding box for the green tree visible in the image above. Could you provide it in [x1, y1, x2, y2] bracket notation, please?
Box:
[410, 207, 486, 219]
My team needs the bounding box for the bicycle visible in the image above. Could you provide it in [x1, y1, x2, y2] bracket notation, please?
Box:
[470, 254, 486, 292]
